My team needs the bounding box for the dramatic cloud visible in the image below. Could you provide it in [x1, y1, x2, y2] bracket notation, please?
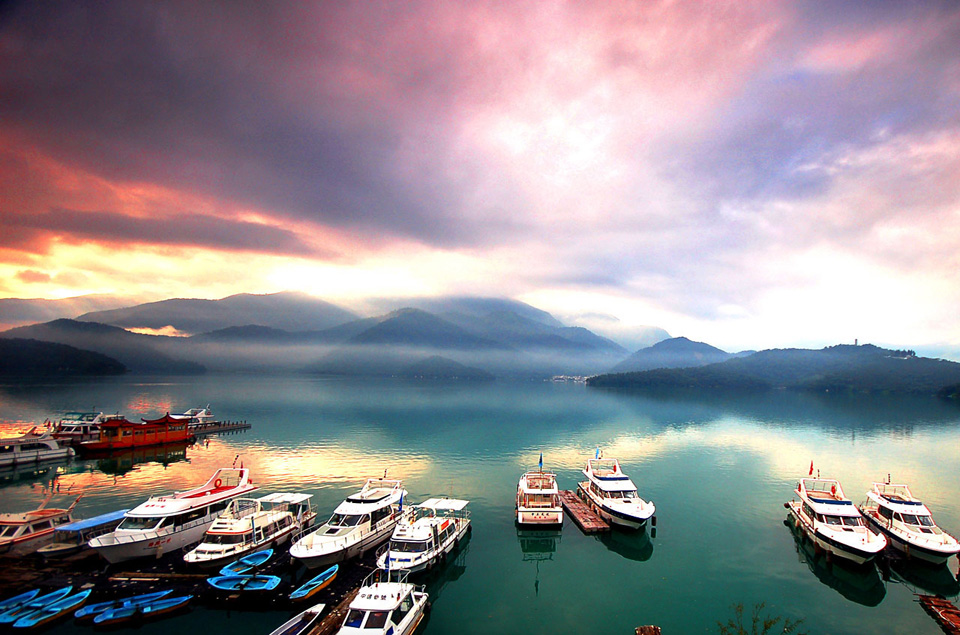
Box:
[0, 0, 958, 353]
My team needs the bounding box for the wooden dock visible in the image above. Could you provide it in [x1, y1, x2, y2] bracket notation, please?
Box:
[918, 595, 960, 634]
[559, 489, 610, 534]
[189, 420, 251, 436]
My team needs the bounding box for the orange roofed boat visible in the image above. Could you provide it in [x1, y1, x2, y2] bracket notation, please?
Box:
[76, 414, 194, 455]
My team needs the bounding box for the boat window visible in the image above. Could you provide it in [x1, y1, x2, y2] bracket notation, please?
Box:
[840, 516, 863, 527]
[0, 526, 16, 537]
[206, 532, 249, 545]
[915, 515, 935, 527]
[878, 506, 893, 520]
[364, 611, 390, 629]
[328, 513, 364, 527]
[801, 503, 814, 520]
[33, 520, 53, 530]
[344, 610, 366, 628]
[619, 491, 638, 499]
[391, 539, 428, 553]
[899, 513, 931, 526]
[822, 515, 843, 526]
[119, 516, 163, 530]
[393, 595, 412, 624]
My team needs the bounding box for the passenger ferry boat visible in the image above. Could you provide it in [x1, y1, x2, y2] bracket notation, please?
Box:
[77, 415, 193, 454]
[183, 492, 316, 568]
[336, 569, 428, 635]
[36, 508, 128, 558]
[578, 458, 655, 530]
[860, 482, 960, 565]
[786, 477, 886, 566]
[52, 412, 125, 445]
[89, 467, 257, 563]
[516, 470, 563, 526]
[0, 429, 74, 467]
[0, 493, 82, 555]
[377, 498, 471, 573]
[291, 478, 406, 569]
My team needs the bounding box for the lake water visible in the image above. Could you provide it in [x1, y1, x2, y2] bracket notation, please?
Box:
[1, 375, 959, 634]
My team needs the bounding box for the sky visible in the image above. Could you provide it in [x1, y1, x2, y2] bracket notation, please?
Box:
[1, 1, 959, 356]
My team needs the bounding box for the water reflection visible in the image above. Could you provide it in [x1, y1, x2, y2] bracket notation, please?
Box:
[516, 528, 561, 598]
[885, 558, 960, 598]
[786, 520, 886, 606]
[423, 534, 471, 602]
[596, 528, 654, 562]
[94, 441, 192, 475]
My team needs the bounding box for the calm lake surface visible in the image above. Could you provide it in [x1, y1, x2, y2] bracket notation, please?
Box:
[1, 375, 959, 634]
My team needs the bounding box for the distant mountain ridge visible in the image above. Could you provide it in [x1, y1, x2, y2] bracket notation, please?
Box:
[609, 336, 731, 373]
[589, 344, 960, 395]
[0, 338, 127, 376]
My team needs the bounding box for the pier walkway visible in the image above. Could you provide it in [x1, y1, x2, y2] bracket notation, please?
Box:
[559, 489, 610, 534]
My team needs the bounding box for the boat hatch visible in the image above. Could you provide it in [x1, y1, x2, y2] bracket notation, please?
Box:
[418, 498, 469, 512]
[390, 539, 428, 553]
[346, 493, 391, 504]
[258, 493, 313, 505]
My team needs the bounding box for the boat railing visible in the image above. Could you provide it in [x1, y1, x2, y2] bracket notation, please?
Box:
[364, 567, 411, 587]
[101, 516, 214, 545]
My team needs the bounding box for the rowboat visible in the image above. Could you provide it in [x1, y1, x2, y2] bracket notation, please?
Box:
[290, 565, 338, 601]
[74, 589, 174, 621]
[206, 575, 282, 592]
[218, 548, 273, 576]
[0, 590, 40, 612]
[0, 587, 73, 625]
[92, 595, 192, 626]
[269, 603, 327, 635]
[12, 589, 91, 629]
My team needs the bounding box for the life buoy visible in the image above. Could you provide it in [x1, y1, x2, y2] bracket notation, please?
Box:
[830, 484, 836, 496]
[215, 478, 222, 488]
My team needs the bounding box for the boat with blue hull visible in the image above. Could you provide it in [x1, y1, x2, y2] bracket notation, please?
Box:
[207, 575, 282, 592]
[577, 458, 655, 530]
[12, 589, 91, 629]
[74, 590, 174, 621]
[219, 548, 273, 576]
[860, 481, 960, 565]
[0, 587, 73, 625]
[0, 590, 40, 613]
[290, 565, 338, 601]
[786, 477, 886, 566]
[92, 595, 192, 626]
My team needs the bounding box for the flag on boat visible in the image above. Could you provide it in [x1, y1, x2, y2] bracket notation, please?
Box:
[808, 460, 814, 476]
[399, 492, 403, 512]
[538, 452, 543, 471]
[595, 446, 600, 459]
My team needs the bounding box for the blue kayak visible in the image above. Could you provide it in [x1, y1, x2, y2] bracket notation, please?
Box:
[207, 574, 282, 592]
[290, 565, 338, 601]
[218, 548, 274, 576]
[0, 587, 72, 624]
[93, 595, 192, 626]
[13, 589, 91, 629]
[74, 589, 174, 621]
[0, 590, 40, 612]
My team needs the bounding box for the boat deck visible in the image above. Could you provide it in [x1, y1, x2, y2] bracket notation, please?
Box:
[559, 490, 610, 534]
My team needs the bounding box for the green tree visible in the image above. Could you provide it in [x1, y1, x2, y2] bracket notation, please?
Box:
[718, 602, 806, 635]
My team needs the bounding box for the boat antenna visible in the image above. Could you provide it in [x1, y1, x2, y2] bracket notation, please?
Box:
[886, 473, 891, 484]
[232, 454, 239, 468]
[383, 468, 388, 479]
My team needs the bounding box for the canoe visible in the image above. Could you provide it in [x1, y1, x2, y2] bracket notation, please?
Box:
[0, 590, 40, 612]
[290, 565, 338, 601]
[13, 589, 91, 629]
[218, 548, 274, 576]
[269, 603, 327, 635]
[92, 595, 192, 626]
[0, 587, 72, 624]
[207, 574, 282, 592]
[74, 589, 174, 621]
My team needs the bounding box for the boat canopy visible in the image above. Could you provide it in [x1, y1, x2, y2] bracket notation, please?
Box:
[418, 498, 469, 511]
[258, 493, 313, 505]
[55, 509, 128, 533]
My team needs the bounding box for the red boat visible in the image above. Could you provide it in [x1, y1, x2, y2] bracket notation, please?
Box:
[77, 415, 194, 454]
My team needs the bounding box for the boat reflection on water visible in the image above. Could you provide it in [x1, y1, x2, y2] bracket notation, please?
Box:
[885, 557, 960, 598]
[596, 527, 654, 562]
[785, 519, 886, 606]
[422, 531, 471, 603]
[517, 528, 561, 598]
[94, 441, 192, 476]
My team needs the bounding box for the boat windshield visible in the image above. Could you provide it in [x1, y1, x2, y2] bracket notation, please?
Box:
[615, 490, 638, 499]
[204, 532, 252, 545]
[344, 610, 366, 628]
[0, 525, 19, 537]
[900, 513, 935, 527]
[328, 513, 365, 527]
[390, 539, 428, 553]
[364, 611, 390, 629]
[118, 516, 165, 531]
[821, 515, 863, 527]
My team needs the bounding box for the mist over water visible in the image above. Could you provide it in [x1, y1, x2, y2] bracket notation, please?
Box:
[1, 375, 958, 634]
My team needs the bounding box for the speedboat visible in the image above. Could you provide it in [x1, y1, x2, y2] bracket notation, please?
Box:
[377, 498, 471, 573]
[577, 458, 655, 530]
[183, 492, 315, 568]
[0, 494, 82, 555]
[516, 471, 563, 526]
[36, 508, 128, 558]
[291, 478, 406, 569]
[51, 412, 124, 445]
[860, 482, 960, 565]
[336, 570, 428, 635]
[174, 406, 217, 425]
[786, 478, 886, 566]
[89, 467, 258, 563]
[0, 429, 74, 467]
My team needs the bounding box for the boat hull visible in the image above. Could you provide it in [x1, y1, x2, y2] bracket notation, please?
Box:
[293, 519, 398, 570]
[577, 483, 649, 530]
[516, 509, 563, 526]
[91, 522, 212, 564]
[185, 523, 298, 569]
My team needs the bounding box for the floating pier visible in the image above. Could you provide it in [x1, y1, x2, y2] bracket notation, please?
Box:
[918, 595, 960, 634]
[189, 420, 251, 436]
[559, 489, 610, 534]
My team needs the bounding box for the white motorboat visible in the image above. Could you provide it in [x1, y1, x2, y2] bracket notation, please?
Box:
[786, 477, 886, 566]
[184, 492, 316, 568]
[173, 406, 218, 428]
[89, 467, 258, 564]
[516, 470, 563, 526]
[0, 429, 75, 467]
[377, 498, 471, 573]
[0, 493, 82, 555]
[269, 602, 327, 635]
[291, 478, 405, 570]
[336, 569, 428, 635]
[578, 458, 655, 530]
[860, 482, 960, 565]
[51, 412, 124, 445]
